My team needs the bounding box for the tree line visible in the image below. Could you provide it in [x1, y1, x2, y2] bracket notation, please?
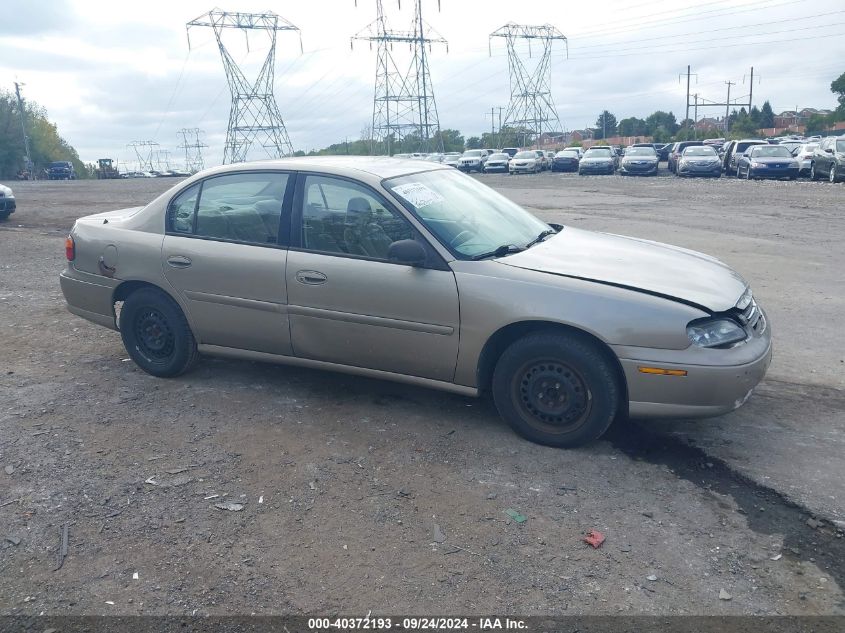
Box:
[0, 90, 87, 179]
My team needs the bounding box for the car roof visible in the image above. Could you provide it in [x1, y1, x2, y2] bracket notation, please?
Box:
[190, 156, 447, 180]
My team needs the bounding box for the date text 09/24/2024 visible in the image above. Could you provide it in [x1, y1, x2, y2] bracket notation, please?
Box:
[308, 617, 527, 630]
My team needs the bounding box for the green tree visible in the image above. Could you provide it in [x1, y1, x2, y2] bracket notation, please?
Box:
[805, 113, 829, 134]
[645, 111, 679, 135]
[465, 136, 482, 149]
[594, 111, 617, 139]
[760, 101, 775, 128]
[617, 117, 647, 136]
[730, 112, 759, 138]
[0, 90, 86, 178]
[831, 72, 845, 107]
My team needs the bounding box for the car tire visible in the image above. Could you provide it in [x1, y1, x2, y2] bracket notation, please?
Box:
[745, 168, 752, 180]
[0, 211, 10, 222]
[119, 287, 199, 378]
[492, 332, 621, 448]
[830, 165, 839, 183]
[810, 163, 819, 181]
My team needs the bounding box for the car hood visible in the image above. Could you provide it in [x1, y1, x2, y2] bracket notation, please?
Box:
[0, 184, 13, 196]
[623, 156, 657, 162]
[582, 158, 612, 163]
[499, 227, 747, 312]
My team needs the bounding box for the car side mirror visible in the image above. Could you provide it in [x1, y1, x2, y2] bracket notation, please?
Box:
[388, 239, 427, 267]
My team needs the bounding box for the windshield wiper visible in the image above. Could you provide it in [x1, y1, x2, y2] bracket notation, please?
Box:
[524, 227, 559, 249]
[471, 244, 525, 260]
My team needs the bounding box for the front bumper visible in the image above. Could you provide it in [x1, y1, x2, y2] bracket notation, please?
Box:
[509, 163, 537, 173]
[551, 161, 578, 171]
[579, 163, 614, 174]
[619, 316, 772, 419]
[458, 162, 482, 172]
[677, 163, 721, 177]
[749, 166, 799, 179]
[620, 162, 658, 175]
[484, 164, 508, 172]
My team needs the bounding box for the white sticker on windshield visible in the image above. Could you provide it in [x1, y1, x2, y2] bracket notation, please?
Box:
[391, 182, 445, 209]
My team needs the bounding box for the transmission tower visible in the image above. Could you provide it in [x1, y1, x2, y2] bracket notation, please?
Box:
[127, 141, 160, 172]
[352, 0, 447, 155]
[489, 24, 567, 147]
[187, 10, 302, 164]
[178, 128, 208, 173]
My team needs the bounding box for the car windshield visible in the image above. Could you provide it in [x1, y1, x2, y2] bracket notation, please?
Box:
[555, 150, 578, 157]
[799, 144, 818, 153]
[625, 147, 656, 157]
[514, 151, 536, 159]
[683, 147, 717, 156]
[837, 140, 845, 152]
[488, 153, 509, 160]
[583, 149, 611, 158]
[385, 169, 550, 259]
[51, 162, 68, 168]
[750, 146, 792, 158]
[737, 142, 764, 152]
[462, 150, 484, 157]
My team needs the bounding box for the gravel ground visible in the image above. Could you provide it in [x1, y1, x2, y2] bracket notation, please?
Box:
[1, 170, 843, 616]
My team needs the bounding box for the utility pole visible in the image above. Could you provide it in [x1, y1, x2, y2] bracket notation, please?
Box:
[13, 82, 33, 175]
[691, 94, 699, 139]
[187, 10, 302, 163]
[748, 66, 754, 110]
[724, 81, 735, 133]
[678, 66, 697, 134]
[490, 24, 567, 148]
[352, 0, 447, 154]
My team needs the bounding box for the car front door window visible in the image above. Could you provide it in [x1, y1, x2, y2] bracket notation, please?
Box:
[301, 175, 414, 260]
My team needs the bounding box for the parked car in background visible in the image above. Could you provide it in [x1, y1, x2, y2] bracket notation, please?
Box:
[736, 145, 799, 180]
[810, 135, 845, 183]
[59, 156, 771, 448]
[0, 183, 16, 221]
[721, 139, 768, 176]
[590, 145, 620, 168]
[550, 149, 580, 172]
[676, 145, 722, 178]
[566, 147, 584, 159]
[442, 152, 461, 168]
[618, 146, 658, 176]
[578, 148, 616, 175]
[483, 152, 511, 173]
[509, 150, 541, 174]
[545, 151, 556, 167]
[793, 143, 818, 176]
[533, 150, 549, 171]
[425, 153, 445, 163]
[656, 143, 673, 161]
[48, 161, 77, 180]
[668, 141, 703, 174]
[501, 147, 520, 158]
[458, 149, 489, 173]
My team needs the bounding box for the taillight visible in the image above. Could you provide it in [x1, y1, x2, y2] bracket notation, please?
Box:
[65, 235, 75, 261]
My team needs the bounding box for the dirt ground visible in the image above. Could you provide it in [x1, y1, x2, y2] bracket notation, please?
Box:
[1, 171, 843, 616]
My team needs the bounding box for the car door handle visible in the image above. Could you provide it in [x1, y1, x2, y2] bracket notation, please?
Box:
[167, 255, 192, 268]
[295, 270, 327, 285]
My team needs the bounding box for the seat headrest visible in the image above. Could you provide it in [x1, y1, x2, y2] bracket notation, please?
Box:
[347, 197, 372, 214]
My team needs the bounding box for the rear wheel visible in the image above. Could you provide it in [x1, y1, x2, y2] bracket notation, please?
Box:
[492, 333, 620, 448]
[119, 287, 199, 377]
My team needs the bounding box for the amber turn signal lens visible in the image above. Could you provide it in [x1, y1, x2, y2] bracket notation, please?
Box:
[638, 366, 688, 377]
[65, 235, 75, 261]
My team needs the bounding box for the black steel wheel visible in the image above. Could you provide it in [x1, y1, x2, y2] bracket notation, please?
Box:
[119, 287, 199, 377]
[492, 332, 621, 448]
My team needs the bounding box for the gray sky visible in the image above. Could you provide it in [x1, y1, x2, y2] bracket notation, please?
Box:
[2, 0, 843, 168]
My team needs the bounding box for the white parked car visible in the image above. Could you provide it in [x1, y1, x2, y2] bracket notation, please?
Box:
[509, 150, 540, 174]
[793, 143, 818, 176]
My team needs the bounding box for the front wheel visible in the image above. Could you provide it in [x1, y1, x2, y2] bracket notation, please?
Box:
[830, 165, 839, 183]
[810, 163, 819, 181]
[119, 287, 199, 377]
[492, 333, 621, 448]
[745, 167, 752, 180]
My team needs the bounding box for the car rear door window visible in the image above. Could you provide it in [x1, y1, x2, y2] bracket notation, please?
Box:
[300, 175, 414, 260]
[167, 173, 290, 245]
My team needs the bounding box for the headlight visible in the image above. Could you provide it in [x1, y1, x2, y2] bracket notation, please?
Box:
[687, 318, 747, 348]
[751, 161, 761, 168]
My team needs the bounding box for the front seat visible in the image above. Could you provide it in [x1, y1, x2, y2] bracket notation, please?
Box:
[344, 197, 393, 258]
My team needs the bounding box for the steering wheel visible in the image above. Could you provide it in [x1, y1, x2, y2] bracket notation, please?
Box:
[450, 230, 474, 248]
